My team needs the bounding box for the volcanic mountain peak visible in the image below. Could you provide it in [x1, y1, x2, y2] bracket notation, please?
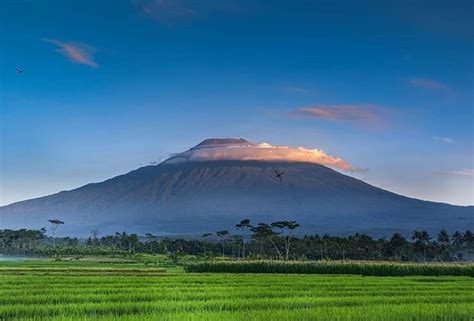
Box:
[1, 138, 472, 236]
[192, 138, 253, 149]
[0, 156, 472, 237]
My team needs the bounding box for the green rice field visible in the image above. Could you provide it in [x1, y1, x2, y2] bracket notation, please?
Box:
[0, 260, 473, 321]
[185, 260, 474, 276]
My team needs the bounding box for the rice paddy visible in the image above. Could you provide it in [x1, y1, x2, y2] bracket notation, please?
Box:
[0, 260, 473, 321]
[185, 260, 474, 276]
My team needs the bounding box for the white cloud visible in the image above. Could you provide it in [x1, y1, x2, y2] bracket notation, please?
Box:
[433, 136, 453, 144]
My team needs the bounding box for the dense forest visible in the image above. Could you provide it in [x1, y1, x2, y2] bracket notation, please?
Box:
[1, 219, 473, 262]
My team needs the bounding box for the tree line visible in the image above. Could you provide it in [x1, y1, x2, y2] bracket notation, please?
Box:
[0, 219, 473, 262]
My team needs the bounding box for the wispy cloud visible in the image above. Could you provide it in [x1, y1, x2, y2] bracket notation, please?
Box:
[410, 78, 450, 91]
[137, 0, 197, 23]
[281, 86, 312, 95]
[435, 169, 474, 177]
[290, 104, 384, 128]
[43, 38, 97, 68]
[433, 136, 454, 144]
[134, 0, 249, 24]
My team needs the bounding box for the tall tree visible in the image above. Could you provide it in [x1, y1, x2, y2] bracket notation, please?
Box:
[235, 219, 251, 259]
[463, 230, 473, 249]
[412, 230, 431, 260]
[437, 229, 451, 260]
[250, 223, 282, 259]
[452, 231, 464, 249]
[90, 229, 100, 247]
[145, 233, 158, 253]
[438, 229, 450, 244]
[48, 219, 64, 248]
[216, 230, 229, 258]
[202, 233, 212, 256]
[385, 232, 410, 260]
[271, 220, 300, 260]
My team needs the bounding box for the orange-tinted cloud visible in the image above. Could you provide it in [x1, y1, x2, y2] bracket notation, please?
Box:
[410, 78, 449, 91]
[166, 140, 366, 173]
[43, 38, 97, 67]
[291, 104, 384, 128]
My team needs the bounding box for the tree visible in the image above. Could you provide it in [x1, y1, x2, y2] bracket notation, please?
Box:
[202, 233, 212, 256]
[271, 220, 300, 260]
[464, 230, 473, 249]
[385, 232, 410, 260]
[216, 230, 229, 258]
[331, 237, 350, 261]
[452, 231, 464, 248]
[436, 229, 451, 261]
[90, 229, 100, 247]
[250, 223, 282, 259]
[437, 229, 450, 244]
[412, 230, 431, 260]
[229, 235, 242, 258]
[126, 234, 139, 253]
[235, 219, 251, 259]
[145, 233, 158, 253]
[48, 219, 64, 248]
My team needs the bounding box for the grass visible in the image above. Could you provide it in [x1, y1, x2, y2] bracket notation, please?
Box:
[0, 259, 473, 320]
[185, 260, 474, 276]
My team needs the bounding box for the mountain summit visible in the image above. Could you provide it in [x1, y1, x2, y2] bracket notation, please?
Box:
[192, 138, 253, 149]
[0, 138, 472, 236]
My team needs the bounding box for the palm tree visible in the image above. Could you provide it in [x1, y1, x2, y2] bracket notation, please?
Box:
[437, 229, 450, 260]
[412, 230, 431, 260]
[463, 230, 473, 248]
[437, 229, 450, 244]
[235, 219, 251, 259]
[452, 231, 464, 249]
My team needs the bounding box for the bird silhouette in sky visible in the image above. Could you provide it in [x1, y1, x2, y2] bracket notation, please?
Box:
[48, 219, 64, 225]
[273, 167, 285, 182]
[17, 68, 24, 74]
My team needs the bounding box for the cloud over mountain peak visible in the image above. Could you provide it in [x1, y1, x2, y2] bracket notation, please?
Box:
[165, 138, 364, 172]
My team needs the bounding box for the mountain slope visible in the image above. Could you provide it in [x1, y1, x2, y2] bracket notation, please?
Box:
[1, 159, 472, 237]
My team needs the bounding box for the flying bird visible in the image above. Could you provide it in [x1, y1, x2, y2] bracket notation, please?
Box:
[273, 167, 285, 182]
[16, 68, 24, 74]
[48, 219, 64, 225]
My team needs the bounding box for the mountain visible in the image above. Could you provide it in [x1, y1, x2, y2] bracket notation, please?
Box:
[1, 139, 472, 237]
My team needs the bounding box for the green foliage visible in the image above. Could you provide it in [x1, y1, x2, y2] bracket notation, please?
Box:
[1, 227, 473, 263]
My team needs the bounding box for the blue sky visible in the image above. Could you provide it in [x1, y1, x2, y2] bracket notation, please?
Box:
[1, 0, 473, 205]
